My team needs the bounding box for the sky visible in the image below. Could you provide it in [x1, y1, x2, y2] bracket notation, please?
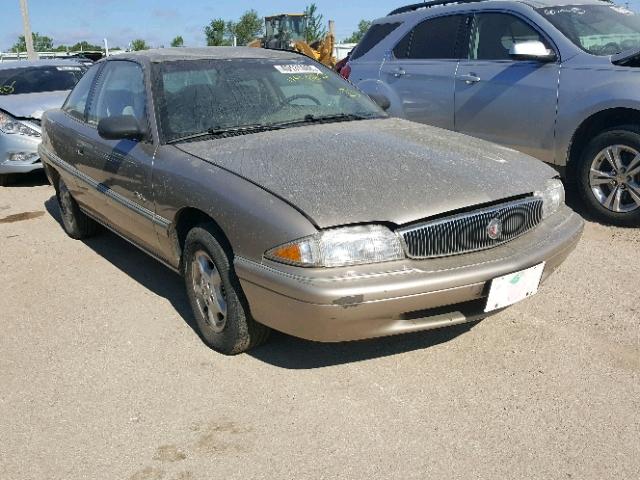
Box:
[3, 0, 640, 52]
[0, 0, 402, 52]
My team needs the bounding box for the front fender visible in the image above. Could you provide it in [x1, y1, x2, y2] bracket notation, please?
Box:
[151, 146, 318, 267]
[555, 70, 640, 165]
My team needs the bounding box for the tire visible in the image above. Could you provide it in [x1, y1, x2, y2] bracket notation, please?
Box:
[56, 176, 98, 239]
[0, 174, 12, 187]
[576, 125, 640, 227]
[183, 224, 270, 354]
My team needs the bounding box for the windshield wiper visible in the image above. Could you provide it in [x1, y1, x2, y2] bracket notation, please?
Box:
[167, 124, 283, 144]
[271, 113, 378, 129]
[167, 113, 378, 144]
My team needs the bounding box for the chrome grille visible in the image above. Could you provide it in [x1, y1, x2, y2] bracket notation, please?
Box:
[398, 197, 543, 259]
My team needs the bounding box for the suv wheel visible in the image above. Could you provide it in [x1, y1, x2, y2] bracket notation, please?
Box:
[183, 224, 270, 354]
[56, 177, 98, 239]
[577, 126, 640, 226]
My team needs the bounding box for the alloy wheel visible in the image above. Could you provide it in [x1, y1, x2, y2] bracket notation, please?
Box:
[589, 144, 640, 213]
[191, 250, 227, 333]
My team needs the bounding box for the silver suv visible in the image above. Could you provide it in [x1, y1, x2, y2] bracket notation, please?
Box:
[348, 0, 640, 226]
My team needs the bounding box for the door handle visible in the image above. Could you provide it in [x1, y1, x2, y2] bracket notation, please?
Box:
[393, 68, 406, 78]
[76, 140, 90, 156]
[456, 73, 481, 84]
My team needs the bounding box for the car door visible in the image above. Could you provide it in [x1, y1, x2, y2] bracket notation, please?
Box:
[454, 12, 561, 162]
[82, 60, 159, 253]
[48, 63, 102, 212]
[379, 14, 467, 130]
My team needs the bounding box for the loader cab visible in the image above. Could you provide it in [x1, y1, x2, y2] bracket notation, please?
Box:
[264, 14, 308, 50]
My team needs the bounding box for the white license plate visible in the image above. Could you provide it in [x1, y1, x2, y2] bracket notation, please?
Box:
[484, 263, 545, 313]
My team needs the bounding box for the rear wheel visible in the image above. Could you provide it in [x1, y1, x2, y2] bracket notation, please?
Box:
[56, 177, 98, 239]
[183, 224, 270, 354]
[577, 126, 640, 226]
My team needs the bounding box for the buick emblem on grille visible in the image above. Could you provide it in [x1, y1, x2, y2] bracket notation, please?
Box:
[486, 218, 503, 240]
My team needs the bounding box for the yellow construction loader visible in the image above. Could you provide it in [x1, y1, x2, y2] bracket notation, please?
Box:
[248, 14, 336, 68]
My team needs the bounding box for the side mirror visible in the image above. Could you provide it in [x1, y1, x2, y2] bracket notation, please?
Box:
[509, 41, 556, 62]
[97, 115, 146, 141]
[369, 93, 391, 111]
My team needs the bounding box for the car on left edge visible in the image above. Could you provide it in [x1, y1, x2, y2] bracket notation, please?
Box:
[0, 60, 87, 186]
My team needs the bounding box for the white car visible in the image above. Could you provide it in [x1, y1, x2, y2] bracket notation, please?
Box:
[0, 60, 86, 186]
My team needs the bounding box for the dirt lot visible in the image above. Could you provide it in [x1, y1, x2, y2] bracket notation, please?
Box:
[0, 173, 638, 480]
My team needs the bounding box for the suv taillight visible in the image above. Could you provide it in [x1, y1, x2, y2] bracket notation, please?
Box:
[340, 63, 351, 80]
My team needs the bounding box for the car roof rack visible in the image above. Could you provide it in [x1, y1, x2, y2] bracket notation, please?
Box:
[388, 0, 486, 16]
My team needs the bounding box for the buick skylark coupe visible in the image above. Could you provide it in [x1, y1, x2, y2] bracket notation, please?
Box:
[39, 48, 583, 354]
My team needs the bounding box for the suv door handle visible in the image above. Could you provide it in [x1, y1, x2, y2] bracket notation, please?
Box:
[456, 73, 481, 84]
[393, 68, 406, 77]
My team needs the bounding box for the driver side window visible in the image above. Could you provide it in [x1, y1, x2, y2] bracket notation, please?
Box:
[469, 13, 549, 60]
[87, 61, 147, 126]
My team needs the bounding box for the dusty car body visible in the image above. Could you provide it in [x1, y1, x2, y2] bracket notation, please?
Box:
[38, 48, 583, 354]
[0, 60, 86, 185]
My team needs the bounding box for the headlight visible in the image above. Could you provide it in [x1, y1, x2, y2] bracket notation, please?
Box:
[0, 111, 40, 137]
[8, 152, 39, 162]
[265, 225, 405, 267]
[536, 178, 565, 219]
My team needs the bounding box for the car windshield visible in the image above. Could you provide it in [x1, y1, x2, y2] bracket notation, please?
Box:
[0, 64, 86, 96]
[538, 4, 640, 56]
[154, 58, 384, 142]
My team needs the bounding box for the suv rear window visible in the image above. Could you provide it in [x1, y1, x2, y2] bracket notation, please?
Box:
[394, 15, 465, 59]
[350, 22, 401, 60]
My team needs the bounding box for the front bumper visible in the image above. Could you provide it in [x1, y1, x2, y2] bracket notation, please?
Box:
[0, 132, 42, 175]
[235, 207, 584, 342]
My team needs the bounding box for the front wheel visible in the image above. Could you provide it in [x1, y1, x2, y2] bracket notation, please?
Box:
[183, 224, 270, 354]
[577, 126, 640, 227]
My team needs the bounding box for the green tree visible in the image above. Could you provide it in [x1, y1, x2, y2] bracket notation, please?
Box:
[226, 9, 263, 46]
[131, 39, 150, 51]
[204, 18, 230, 46]
[70, 41, 103, 51]
[303, 4, 327, 43]
[344, 20, 372, 43]
[170, 35, 184, 47]
[11, 32, 54, 52]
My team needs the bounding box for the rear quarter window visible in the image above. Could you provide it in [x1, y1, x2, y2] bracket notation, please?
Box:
[350, 22, 402, 60]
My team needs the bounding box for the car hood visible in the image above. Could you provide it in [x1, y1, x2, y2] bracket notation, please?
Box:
[177, 118, 556, 229]
[0, 90, 69, 119]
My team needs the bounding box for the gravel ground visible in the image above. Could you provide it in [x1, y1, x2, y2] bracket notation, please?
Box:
[1, 173, 638, 480]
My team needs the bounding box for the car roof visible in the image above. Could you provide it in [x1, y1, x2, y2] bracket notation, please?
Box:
[0, 59, 85, 70]
[113, 47, 304, 63]
[386, 0, 609, 18]
[519, 0, 607, 7]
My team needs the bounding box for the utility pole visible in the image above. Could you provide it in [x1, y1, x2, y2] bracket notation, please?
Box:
[19, 0, 37, 60]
